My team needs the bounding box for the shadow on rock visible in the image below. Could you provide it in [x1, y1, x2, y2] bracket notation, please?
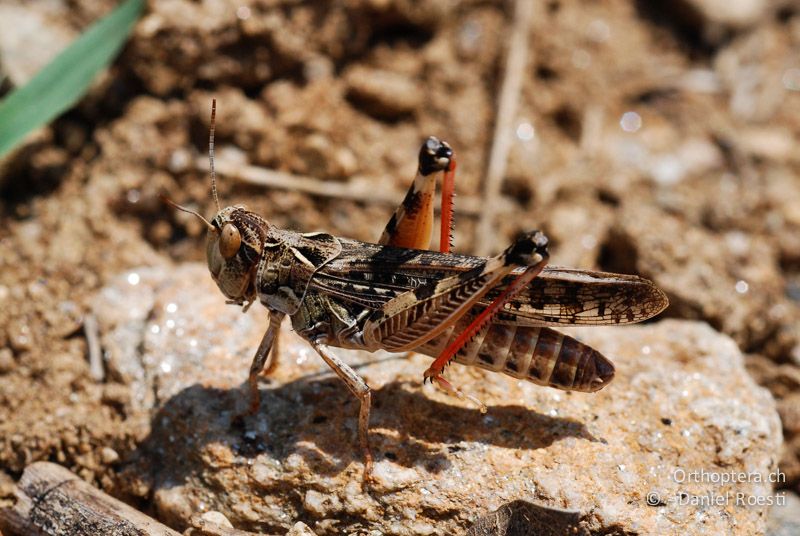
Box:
[467, 500, 588, 536]
[123, 373, 599, 493]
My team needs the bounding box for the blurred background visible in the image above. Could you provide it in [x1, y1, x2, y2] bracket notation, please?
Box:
[0, 0, 799, 531]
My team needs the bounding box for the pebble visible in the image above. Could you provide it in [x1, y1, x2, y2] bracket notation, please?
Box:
[345, 66, 421, 119]
[0, 4, 76, 85]
[304, 489, 340, 517]
[100, 447, 120, 465]
[287, 522, 318, 536]
[680, 0, 768, 29]
[0, 348, 14, 373]
[8, 320, 32, 352]
[200, 510, 234, 528]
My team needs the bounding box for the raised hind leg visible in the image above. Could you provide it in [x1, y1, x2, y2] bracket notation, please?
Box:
[377, 139, 553, 408]
[365, 231, 550, 408]
[379, 136, 456, 253]
[422, 254, 549, 390]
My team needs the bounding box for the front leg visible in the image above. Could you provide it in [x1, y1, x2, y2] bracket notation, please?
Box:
[379, 136, 456, 253]
[311, 342, 374, 485]
[243, 310, 285, 415]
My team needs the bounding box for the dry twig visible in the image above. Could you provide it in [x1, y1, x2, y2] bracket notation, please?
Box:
[83, 313, 104, 382]
[475, 0, 534, 256]
[197, 158, 499, 217]
[0, 462, 179, 536]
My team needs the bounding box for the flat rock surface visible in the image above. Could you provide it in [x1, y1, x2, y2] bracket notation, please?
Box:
[95, 264, 782, 535]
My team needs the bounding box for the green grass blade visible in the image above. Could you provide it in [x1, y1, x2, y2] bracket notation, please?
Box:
[0, 0, 144, 159]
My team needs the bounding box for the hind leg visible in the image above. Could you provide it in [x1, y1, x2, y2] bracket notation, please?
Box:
[379, 136, 456, 253]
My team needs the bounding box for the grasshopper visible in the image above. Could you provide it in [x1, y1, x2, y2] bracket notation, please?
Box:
[168, 101, 668, 483]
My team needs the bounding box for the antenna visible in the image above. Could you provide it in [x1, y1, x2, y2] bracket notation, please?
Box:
[160, 195, 215, 231]
[159, 99, 221, 232]
[210, 98, 220, 211]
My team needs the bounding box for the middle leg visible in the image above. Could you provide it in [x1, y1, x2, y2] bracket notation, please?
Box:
[311, 341, 374, 485]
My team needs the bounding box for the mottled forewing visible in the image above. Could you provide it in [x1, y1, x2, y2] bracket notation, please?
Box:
[488, 267, 669, 326]
[309, 240, 668, 327]
[309, 238, 485, 311]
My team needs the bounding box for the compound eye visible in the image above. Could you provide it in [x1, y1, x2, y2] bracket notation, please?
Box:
[219, 223, 241, 259]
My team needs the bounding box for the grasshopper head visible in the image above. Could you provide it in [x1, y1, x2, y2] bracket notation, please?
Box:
[165, 100, 270, 307]
[205, 205, 270, 305]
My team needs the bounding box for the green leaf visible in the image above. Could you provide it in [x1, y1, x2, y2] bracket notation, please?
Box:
[0, 0, 144, 159]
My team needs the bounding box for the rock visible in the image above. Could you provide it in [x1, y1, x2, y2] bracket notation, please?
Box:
[287, 522, 318, 536]
[106, 264, 781, 535]
[0, 348, 14, 374]
[284, 133, 357, 181]
[92, 265, 268, 411]
[602, 203, 797, 359]
[467, 501, 583, 536]
[100, 446, 120, 465]
[777, 393, 800, 437]
[745, 354, 800, 489]
[767, 492, 800, 536]
[199, 511, 233, 529]
[677, 0, 770, 31]
[0, 3, 76, 87]
[734, 126, 797, 162]
[189, 88, 271, 153]
[344, 66, 422, 120]
[185, 509, 262, 535]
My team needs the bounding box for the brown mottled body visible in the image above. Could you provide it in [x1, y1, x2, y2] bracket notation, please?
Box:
[198, 201, 664, 486]
[174, 111, 669, 485]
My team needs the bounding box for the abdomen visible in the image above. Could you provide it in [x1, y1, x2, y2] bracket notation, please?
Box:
[415, 320, 615, 392]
